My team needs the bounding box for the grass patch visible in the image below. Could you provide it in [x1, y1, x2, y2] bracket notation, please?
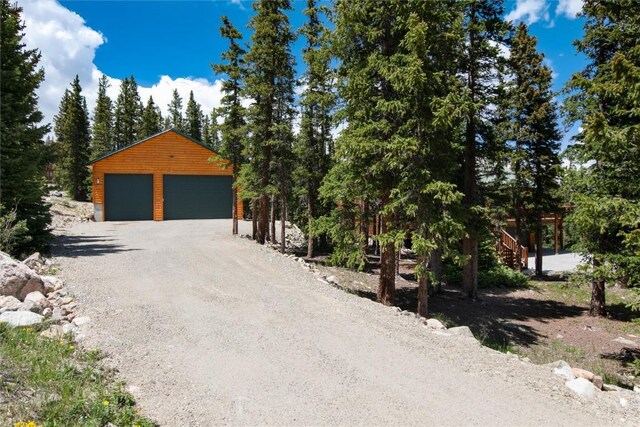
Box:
[0, 323, 155, 427]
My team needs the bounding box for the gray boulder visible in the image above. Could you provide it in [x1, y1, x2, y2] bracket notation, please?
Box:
[0, 252, 45, 300]
[41, 276, 63, 295]
[425, 318, 446, 330]
[0, 310, 44, 327]
[566, 377, 598, 398]
[447, 326, 475, 339]
[23, 252, 45, 272]
[0, 295, 21, 313]
[23, 291, 50, 313]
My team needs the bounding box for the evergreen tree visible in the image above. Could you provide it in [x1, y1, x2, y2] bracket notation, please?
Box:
[296, 0, 334, 258]
[0, 0, 51, 253]
[113, 75, 142, 149]
[208, 109, 221, 151]
[167, 89, 184, 131]
[326, 0, 465, 306]
[564, 0, 640, 316]
[140, 96, 161, 138]
[202, 114, 210, 146]
[213, 16, 247, 235]
[54, 76, 91, 201]
[91, 74, 113, 156]
[458, 0, 509, 299]
[501, 23, 561, 276]
[163, 116, 171, 130]
[185, 90, 203, 141]
[243, 0, 296, 245]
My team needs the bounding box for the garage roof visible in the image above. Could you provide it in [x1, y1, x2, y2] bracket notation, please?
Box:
[88, 128, 225, 165]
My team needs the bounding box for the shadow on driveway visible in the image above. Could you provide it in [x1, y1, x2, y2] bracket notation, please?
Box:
[53, 235, 140, 258]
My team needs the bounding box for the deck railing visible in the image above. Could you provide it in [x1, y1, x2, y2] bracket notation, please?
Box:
[497, 229, 528, 270]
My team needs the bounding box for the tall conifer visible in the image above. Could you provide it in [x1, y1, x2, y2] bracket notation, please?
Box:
[243, 0, 296, 245]
[113, 75, 142, 148]
[213, 16, 247, 235]
[0, 0, 51, 253]
[564, 0, 640, 316]
[297, 0, 334, 258]
[167, 89, 184, 131]
[140, 96, 161, 138]
[501, 23, 561, 276]
[54, 76, 91, 201]
[185, 91, 203, 141]
[91, 74, 113, 156]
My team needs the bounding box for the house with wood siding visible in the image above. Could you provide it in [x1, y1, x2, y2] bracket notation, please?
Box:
[88, 128, 242, 222]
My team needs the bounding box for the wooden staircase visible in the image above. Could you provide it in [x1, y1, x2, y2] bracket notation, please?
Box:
[497, 229, 528, 270]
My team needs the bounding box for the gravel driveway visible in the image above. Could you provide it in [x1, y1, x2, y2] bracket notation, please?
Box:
[52, 220, 635, 426]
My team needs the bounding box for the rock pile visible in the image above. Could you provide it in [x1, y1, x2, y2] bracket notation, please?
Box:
[0, 251, 85, 338]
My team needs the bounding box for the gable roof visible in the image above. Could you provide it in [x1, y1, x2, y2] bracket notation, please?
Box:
[88, 128, 224, 165]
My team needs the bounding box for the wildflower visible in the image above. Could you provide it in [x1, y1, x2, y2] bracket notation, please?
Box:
[68, 345, 75, 350]
[102, 400, 109, 406]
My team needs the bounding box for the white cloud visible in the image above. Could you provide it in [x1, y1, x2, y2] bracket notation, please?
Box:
[17, 0, 224, 135]
[556, 0, 583, 19]
[505, 0, 550, 25]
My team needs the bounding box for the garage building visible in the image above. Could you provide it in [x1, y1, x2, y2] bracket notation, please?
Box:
[89, 129, 242, 222]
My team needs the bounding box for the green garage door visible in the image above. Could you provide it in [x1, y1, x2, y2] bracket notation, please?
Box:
[104, 174, 153, 221]
[163, 175, 232, 220]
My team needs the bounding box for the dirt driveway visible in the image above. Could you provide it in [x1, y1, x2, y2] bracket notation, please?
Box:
[52, 220, 635, 426]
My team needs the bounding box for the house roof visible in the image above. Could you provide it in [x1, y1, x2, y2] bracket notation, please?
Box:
[87, 128, 224, 165]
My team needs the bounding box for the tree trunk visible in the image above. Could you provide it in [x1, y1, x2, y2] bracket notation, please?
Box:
[252, 199, 258, 240]
[462, 3, 478, 300]
[590, 256, 607, 316]
[307, 192, 315, 258]
[377, 196, 395, 305]
[270, 195, 277, 244]
[417, 255, 428, 317]
[462, 236, 478, 300]
[535, 215, 544, 276]
[232, 180, 238, 235]
[257, 194, 268, 244]
[280, 197, 287, 254]
[431, 247, 443, 294]
[361, 201, 369, 251]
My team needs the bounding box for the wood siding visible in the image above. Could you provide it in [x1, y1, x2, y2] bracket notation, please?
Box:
[91, 130, 243, 221]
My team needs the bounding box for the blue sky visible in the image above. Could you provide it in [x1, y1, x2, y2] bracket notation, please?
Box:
[20, 0, 586, 145]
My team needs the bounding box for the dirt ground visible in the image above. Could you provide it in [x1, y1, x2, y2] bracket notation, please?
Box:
[52, 219, 640, 425]
[46, 192, 93, 230]
[311, 256, 640, 388]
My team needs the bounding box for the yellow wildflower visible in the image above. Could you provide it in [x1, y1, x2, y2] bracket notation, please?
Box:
[102, 400, 109, 406]
[68, 345, 75, 350]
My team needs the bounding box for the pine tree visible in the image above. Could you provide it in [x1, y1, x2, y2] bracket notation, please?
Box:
[0, 0, 51, 254]
[54, 76, 91, 201]
[185, 91, 203, 141]
[459, 0, 509, 299]
[501, 23, 561, 276]
[139, 96, 161, 138]
[113, 75, 142, 149]
[202, 114, 211, 146]
[167, 89, 184, 131]
[327, 0, 465, 306]
[208, 109, 221, 151]
[243, 0, 296, 246]
[213, 16, 247, 235]
[564, 0, 640, 316]
[296, 0, 334, 258]
[91, 74, 113, 156]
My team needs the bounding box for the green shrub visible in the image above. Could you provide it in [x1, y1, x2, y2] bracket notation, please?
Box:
[445, 264, 529, 289]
